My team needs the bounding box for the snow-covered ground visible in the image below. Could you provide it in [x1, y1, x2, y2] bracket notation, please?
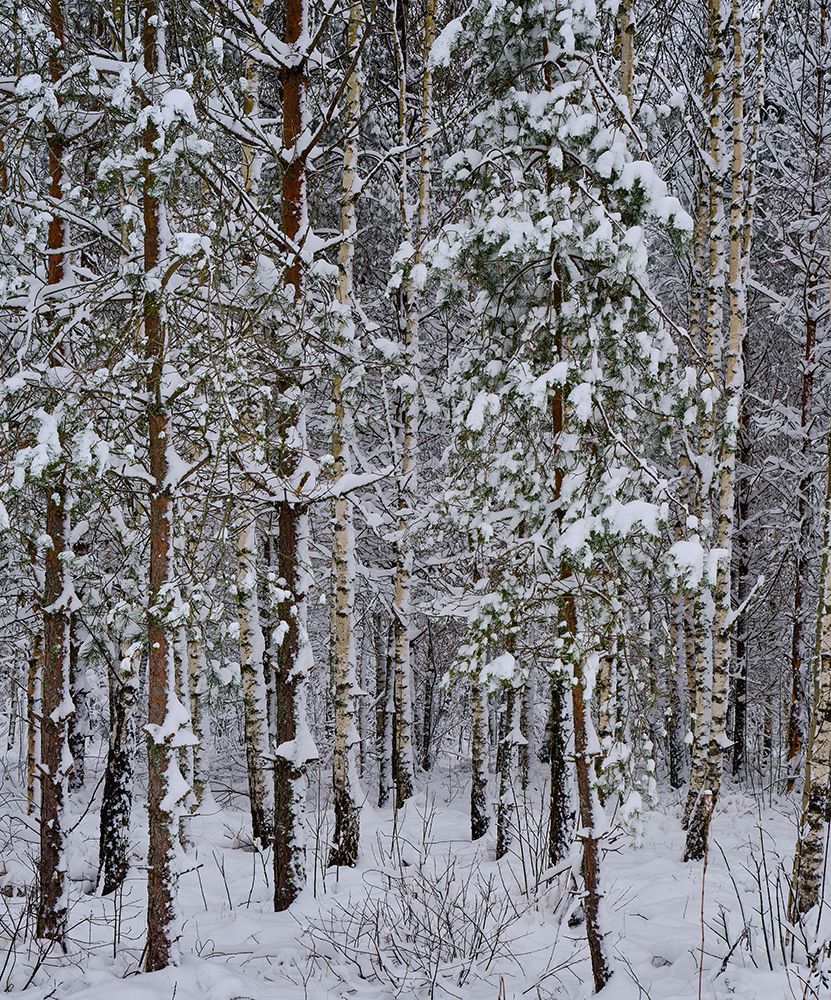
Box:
[0, 757, 825, 999]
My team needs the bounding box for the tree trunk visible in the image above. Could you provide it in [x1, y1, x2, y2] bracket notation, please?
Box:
[27, 635, 41, 816]
[470, 676, 490, 841]
[142, 0, 192, 969]
[272, 0, 318, 912]
[496, 678, 524, 860]
[328, 386, 361, 867]
[595, 635, 616, 799]
[666, 603, 687, 790]
[731, 396, 751, 777]
[273, 500, 316, 909]
[236, 517, 273, 845]
[329, 0, 363, 870]
[568, 593, 614, 992]
[186, 627, 210, 807]
[684, 0, 729, 861]
[390, 0, 435, 809]
[375, 615, 393, 807]
[37, 0, 73, 943]
[547, 670, 571, 867]
[38, 482, 73, 944]
[790, 0, 830, 896]
[616, 0, 634, 113]
[791, 420, 831, 919]
[99, 641, 139, 895]
[5, 671, 18, 754]
[786, 13, 824, 792]
[702, 0, 747, 849]
[68, 612, 87, 791]
[551, 268, 611, 987]
[422, 624, 437, 772]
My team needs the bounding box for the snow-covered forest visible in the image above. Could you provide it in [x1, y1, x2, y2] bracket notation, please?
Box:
[0, 0, 829, 996]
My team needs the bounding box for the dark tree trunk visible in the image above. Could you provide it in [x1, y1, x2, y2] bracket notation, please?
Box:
[272, 0, 313, 913]
[786, 304, 816, 791]
[98, 647, 137, 895]
[567, 591, 613, 991]
[273, 500, 306, 910]
[470, 678, 490, 841]
[548, 672, 571, 866]
[38, 480, 71, 944]
[375, 615, 392, 808]
[27, 635, 41, 816]
[421, 624, 436, 772]
[519, 669, 531, 788]
[37, 0, 71, 944]
[731, 397, 751, 777]
[68, 613, 87, 791]
[495, 684, 519, 860]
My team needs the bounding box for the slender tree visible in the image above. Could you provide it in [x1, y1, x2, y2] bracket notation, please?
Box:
[37, 0, 75, 944]
[273, 0, 318, 911]
[329, 0, 365, 870]
[236, 518, 273, 845]
[141, 0, 195, 968]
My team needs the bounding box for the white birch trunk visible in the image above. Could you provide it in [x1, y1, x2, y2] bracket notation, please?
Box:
[470, 676, 490, 841]
[236, 517, 273, 846]
[329, 0, 363, 869]
[705, 0, 747, 805]
[684, 0, 729, 861]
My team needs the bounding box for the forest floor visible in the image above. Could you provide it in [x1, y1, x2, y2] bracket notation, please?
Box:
[0, 753, 826, 999]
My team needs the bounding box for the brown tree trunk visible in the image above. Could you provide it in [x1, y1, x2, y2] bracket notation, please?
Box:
[272, 0, 317, 913]
[567, 592, 613, 992]
[551, 282, 611, 987]
[142, 0, 188, 970]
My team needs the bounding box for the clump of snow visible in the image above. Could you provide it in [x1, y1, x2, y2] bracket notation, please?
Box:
[429, 16, 465, 68]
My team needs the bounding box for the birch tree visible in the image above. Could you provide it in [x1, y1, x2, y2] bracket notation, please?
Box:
[684, 0, 755, 862]
[792, 357, 831, 920]
[329, 0, 365, 869]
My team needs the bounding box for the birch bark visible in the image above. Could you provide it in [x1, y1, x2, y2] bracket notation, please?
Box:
[329, 0, 363, 869]
[236, 519, 273, 845]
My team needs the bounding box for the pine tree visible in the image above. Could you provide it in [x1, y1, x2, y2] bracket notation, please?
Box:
[273, 0, 319, 911]
[432, 0, 691, 987]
